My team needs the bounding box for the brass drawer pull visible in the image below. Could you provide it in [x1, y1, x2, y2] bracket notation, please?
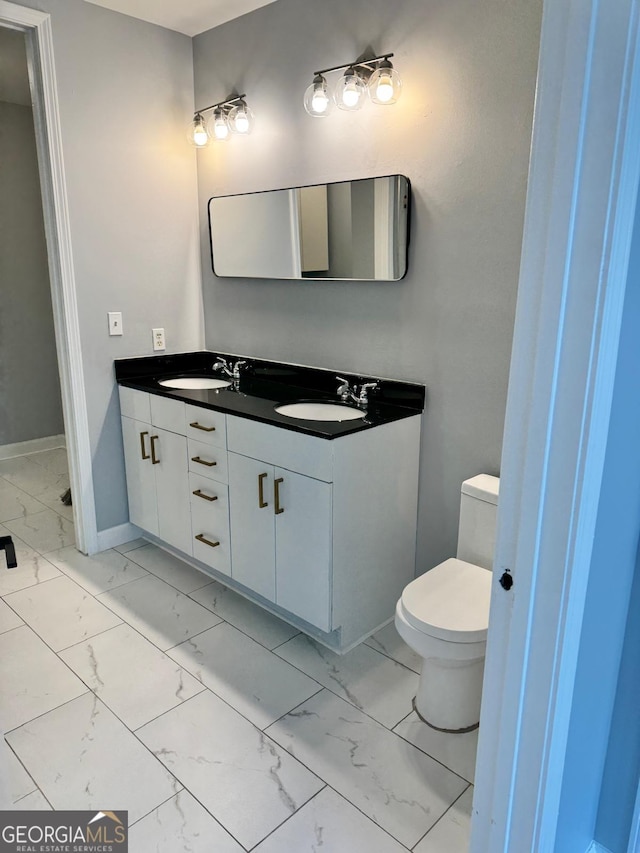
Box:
[139, 431, 150, 460]
[190, 421, 215, 433]
[191, 456, 217, 467]
[195, 533, 220, 548]
[274, 477, 284, 515]
[150, 435, 160, 465]
[193, 489, 218, 502]
[258, 472, 268, 508]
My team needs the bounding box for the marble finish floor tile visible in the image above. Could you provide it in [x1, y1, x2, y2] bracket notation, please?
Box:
[47, 545, 149, 595]
[31, 484, 75, 522]
[7, 693, 181, 823]
[1, 742, 37, 806]
[60, 624, 205, 730]
[365, 622, 423, 673]
[5, 575, 122, 651]
[137, 691, 324, 850]
[275, 634, 418, 727]
[13, 789, 51, 810]
[0, 599, 23, 634]
[266, 690, 468, 849]
[394, 712, 479, 783]
[168, 623, 321, 729]
[190, 580, 300, 649]
[0, 626, 87, 733]
[0, 528, 61, 595]
[114, 537, 147, 554]
[97, 575, 222, 651]
[414, 786, 473, 852]
[0, 481, 47, 523]
[0, 456, 68, 499]
[253, 786, 409, 853]
[4, 509, 75, 554]
[129, 790, 244, 853]
[125, 543, 212, 593]
[29, 448, 69, 476]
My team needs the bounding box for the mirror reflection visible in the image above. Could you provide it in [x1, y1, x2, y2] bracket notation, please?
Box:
[208, 175, 410, 281]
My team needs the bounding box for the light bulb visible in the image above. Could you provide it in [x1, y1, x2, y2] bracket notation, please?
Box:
[335, 67, 366, 111]
[210, 108, 230, 141]
[304, 74, 334, 117]
[368, 60, 402, 105]
[229, 100, 254, 134]
[235, 110, 249, 133]
[187, 113, 209, 147]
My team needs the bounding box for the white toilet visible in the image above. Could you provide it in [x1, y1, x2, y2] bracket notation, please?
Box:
[395, 474, 499, 733]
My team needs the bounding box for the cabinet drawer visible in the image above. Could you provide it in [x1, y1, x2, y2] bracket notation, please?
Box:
[189, 472, 226, 506]
[191, 484, 231, 576]
[227, 414, 333, 482]
[188, 438, 228, 483]
[185, 405, 227, 448]
[151, 395, 186, 435]
[119, 386, 150, 423]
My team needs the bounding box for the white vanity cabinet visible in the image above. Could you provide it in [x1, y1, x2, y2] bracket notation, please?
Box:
[119, 387, 192, 555]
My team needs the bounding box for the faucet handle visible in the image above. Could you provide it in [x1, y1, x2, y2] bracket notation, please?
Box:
[213, 356, 228, 369]
[232, 360, 247, 379]
[336, 375, 351, 398]
[358, 381, 379, 405]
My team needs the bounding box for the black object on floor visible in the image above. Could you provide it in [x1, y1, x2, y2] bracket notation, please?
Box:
[61, 488, 72, 506]
[0, 535, 17, 569]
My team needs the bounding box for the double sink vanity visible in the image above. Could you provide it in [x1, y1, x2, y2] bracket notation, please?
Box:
[115, 351, 424, 652]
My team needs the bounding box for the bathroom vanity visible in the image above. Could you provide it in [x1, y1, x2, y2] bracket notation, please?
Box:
[115, 352, 424, 652]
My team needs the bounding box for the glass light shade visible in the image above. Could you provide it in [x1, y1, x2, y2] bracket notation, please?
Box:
[187, 113, 209, 147]
[208, 108, 230, 142]
[334, 67, 367, 111]
[229, 101, 254, 134]
[304, 74, 333, 117]
[369, 60, 402, 105]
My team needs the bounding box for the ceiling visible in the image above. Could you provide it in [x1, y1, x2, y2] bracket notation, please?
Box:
[83, 0, 279, 36]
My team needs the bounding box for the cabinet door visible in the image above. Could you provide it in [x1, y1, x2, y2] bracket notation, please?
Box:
[274, 468, 332, 631]
[228, 453, 275, 601]
[121, 416, 158, 535]
[151, 427, 192, 555]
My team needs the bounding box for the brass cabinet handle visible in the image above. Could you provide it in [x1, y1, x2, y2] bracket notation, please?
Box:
[139, 431, 150, 460]
[191, 456, 217, 467]
[195, 533, 220, 548]
[193, 489, 218, 502]
[258, 472, 268, 509]
[190, 421, 215, 432]
[274, 477, 284, 515]
[150, 435, 160, 464]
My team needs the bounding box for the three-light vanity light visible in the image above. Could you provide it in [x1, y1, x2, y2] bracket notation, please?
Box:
[187, 94, 254, 147]
[303, 53, 402, 117]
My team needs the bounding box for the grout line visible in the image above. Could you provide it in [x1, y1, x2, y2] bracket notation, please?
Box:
[244, 785, 328, 851]
[410, 783, 472, 850]
[363, 638, 422, 675]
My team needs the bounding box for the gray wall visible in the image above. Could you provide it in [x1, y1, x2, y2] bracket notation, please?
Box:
[0, 94, 64, 445]
[12, 0, 203, 531]
[193, 0, 542, 571]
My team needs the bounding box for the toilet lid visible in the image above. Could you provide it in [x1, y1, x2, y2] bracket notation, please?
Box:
[401, 558, 492, 643]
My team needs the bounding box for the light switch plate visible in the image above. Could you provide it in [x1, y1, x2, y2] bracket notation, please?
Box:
[108, 312, 123, 336]
[152, 328, 166, 351]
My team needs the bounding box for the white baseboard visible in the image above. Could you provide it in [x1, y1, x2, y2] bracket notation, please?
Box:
[586, 842, 614, 853]
[95, 522, 142, 554]
[0, 434, 66, 461]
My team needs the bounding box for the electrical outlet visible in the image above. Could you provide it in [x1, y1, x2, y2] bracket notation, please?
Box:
[108, 312, 123, 336]
[152, 328, 166, 351]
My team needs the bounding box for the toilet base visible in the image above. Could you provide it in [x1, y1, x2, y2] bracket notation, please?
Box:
[412, 696, 479, 734]
[414, 653, 485, 732]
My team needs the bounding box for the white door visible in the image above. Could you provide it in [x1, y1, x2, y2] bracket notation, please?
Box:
[152, 427, 191, 556]
[274, 468, 332, 631]
[121, 416, 158, 536]
[228, 452, 276, 601]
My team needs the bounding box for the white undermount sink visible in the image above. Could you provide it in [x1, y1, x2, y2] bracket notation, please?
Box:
[275, 401, 366, 422]
[159, 377, 231, 390]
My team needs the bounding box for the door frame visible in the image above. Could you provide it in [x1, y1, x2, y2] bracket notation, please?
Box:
[0, 1, 97, 554]
[471, 0, 640, 849]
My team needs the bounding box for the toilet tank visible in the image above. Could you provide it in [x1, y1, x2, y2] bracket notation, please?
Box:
[456, 474, 500, 570]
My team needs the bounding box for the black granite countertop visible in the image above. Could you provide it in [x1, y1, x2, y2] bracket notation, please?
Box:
[115, 351, 425, 439]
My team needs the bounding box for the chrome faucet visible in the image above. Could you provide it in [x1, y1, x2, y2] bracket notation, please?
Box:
[213, 357, 247, 382]
[336, 376, 379, 408]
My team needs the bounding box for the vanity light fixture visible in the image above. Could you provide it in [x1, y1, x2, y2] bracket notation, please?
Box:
[187, 94, 254, 147]
[304, 53, 401, 117]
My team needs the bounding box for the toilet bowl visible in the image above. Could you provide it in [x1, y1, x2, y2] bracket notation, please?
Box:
[395, 474, 499, 732]
[395, 558, 491, 731]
